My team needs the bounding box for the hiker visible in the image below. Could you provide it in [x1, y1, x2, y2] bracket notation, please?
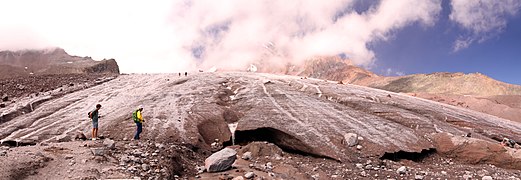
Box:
[89, 104, 102, 140]
[184, 72, 187, 76]
[132, 105, 145, 140]
[178, 72, 181, 76]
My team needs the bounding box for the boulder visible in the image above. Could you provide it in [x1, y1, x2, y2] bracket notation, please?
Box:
[74, 131, 87, 140]
[103, 139, 116, 149]
[344, 133, 358, 147]
[204, 147, 237, 172]
[91, 148, 105, 156]
[56, 134, 72, 142]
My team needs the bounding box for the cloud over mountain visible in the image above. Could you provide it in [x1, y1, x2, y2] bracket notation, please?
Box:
[450, 0, 521, 51]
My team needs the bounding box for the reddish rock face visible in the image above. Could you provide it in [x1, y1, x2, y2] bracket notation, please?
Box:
[433, 133, 521, 170]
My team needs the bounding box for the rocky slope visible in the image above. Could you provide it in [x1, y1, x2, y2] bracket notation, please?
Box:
[1, 72, 521, 179]
[0, 48, 119, 79]
[281, 56, 521, 123]
[290, 56, 521, 97]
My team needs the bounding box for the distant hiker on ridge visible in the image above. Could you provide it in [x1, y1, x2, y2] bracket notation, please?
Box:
[184, 72, 187, 76]
[132, 105, 145, 140]
[89, 104, 102, 141]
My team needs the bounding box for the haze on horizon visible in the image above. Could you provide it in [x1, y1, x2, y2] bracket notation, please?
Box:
[0, 0, 520, 84]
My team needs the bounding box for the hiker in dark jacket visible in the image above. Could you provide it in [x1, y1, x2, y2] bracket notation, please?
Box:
[132, 105, 145, 140]
[89, 104, 102, 140]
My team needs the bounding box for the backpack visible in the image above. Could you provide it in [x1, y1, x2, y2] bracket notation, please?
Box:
[132, 110, 138, 123]
[88, 111, 92, 118]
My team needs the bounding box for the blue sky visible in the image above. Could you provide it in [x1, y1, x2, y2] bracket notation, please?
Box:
[370, 0, 521, 85]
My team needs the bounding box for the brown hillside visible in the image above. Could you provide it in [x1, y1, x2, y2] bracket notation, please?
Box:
[0, 48, 119, 79]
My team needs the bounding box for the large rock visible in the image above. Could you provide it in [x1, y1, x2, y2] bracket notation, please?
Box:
[91, 148, 105, 156]
[204, 147, 237, 172]
[74, 131, 87, 140]
[103, 139, 116, 149]
[433, 133, 521, 170]
[56, 134, 72, 142]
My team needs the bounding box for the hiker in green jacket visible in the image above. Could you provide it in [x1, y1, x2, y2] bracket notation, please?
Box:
[89, 104, 102, 140]
[133, 105, 145, 140]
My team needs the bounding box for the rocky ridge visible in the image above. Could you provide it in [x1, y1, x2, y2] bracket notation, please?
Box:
[0, 48, 119, 79]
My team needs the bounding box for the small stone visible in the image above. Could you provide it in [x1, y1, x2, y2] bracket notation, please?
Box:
[266, 162, 273, 170]
[482, 176, 493, 180]
[123, 137, 128, 141]
[415, 175, 424, 180]
[232, 176, 245, 180]
[196, 165, 205, 174]
[463, 174, 472, 180]
[142, 164, 150, 171]
[397, 166, 407, 174]
[242, 152, 252, 160]
[356, 145, 363, 150]
[127, 166, 137, 172]
[244, 172, 255, 179]
[441, 171, 447, 175]
[344, 133, 358, 147]
[355, 163, 363, 169]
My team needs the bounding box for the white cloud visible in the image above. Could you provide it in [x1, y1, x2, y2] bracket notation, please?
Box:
[173, 0, 442, 71]
[453, 37, 474, 52]
[450, 0, 521, 51]
[385, 68, 405, 76]
[0, 0, 443, 73]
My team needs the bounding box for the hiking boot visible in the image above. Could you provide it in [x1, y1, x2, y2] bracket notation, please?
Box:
[92, 138, 97, 141]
